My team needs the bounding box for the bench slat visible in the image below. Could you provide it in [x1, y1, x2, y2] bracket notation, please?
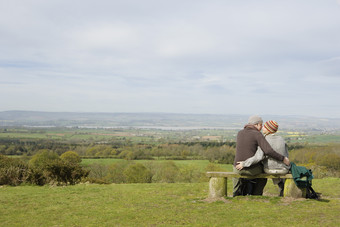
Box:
[206, 171, 293, 179]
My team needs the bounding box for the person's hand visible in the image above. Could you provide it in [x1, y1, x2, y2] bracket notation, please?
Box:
[235, 162, 244, 170]
[283, 157, 290, 166]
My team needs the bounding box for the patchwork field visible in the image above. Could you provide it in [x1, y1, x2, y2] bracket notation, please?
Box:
[1, 126, 340, 226]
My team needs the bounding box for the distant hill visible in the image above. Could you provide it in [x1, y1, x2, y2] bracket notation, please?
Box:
[0, 110, 340, 130]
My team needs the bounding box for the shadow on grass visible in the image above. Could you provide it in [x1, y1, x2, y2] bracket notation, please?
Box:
[200, 195, 332, 205]
[314, 198, 330, 203]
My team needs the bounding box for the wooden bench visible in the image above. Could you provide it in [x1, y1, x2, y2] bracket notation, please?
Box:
[206, 172, 306, 198]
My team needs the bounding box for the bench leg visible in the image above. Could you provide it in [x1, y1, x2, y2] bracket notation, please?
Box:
[283, 178, 306, 198]
[208, 177, 227, 198]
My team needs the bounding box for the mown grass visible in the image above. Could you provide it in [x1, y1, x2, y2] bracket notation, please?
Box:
[81, 159, 233, 172]
[1, 178, 339, 226]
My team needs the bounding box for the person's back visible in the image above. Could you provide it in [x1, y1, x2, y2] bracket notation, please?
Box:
[234, 123, 285, 167]
[263, 134, 289, 174]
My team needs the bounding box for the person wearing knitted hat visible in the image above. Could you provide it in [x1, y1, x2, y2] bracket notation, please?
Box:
[233, 115, 290, 196]
[233, 116, 290, 197]
[235, 120, 291, 196]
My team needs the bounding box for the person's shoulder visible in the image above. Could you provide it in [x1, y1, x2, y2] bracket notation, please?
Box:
[236, 129, 245, 138]
[267, 134, 285, 143]
[271, 134, 284, 140]
[244, 127, 260, 135]
[252, 129, 264, 139]
[244, 126, 258, 132]
[238, 127, 258, 138]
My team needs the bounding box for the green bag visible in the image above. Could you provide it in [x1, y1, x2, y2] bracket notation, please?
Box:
[290, 162, 313, 188]
[290, 162, 319, 199]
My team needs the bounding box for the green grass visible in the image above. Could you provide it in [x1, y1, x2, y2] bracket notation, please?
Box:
[1, 178, 339, 226]
[81, 159, 233, 171]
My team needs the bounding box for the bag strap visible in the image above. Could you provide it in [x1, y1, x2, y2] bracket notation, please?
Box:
[306, 185, 319, 200]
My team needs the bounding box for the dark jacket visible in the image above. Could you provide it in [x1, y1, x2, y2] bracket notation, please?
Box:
[233, 125, 284, 166]
[290, 162, 314, 188]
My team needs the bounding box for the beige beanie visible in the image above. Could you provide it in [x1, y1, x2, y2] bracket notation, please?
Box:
[248, 115, 263, 125]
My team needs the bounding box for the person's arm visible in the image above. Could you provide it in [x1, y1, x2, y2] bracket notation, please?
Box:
[284, 143, 289, 157]
[284, 143, 291, 168]
[238, 147, 264, 168]
[257, 133, 284, 161]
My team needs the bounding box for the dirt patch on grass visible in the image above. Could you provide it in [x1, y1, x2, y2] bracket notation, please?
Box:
[201, 197, 232, 203]
[279, 197, 306, 205]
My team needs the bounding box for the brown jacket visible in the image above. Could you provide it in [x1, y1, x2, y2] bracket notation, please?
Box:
[233, 125, 284, 166]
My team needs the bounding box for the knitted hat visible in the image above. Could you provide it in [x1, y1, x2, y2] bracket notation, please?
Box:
[248, 115, 263, 125]
[264, 120, 279, 133]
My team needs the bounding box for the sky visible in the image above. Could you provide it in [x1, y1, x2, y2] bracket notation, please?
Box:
[1, 0, 340, 118]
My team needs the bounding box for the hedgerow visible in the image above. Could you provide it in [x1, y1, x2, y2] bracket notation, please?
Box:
[289, 143, 340, 177]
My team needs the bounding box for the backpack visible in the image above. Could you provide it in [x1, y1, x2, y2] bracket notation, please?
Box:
[290, 162, 320, 200]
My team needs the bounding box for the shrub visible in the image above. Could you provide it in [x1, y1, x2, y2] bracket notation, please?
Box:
[217, 151, 235, 164]
[26, 168, 46, 185]
[27, 150, 88, 185]
[118, 150, 137, 160]
[123, 163, 152, 183]
[204, 146, 235, 164]
[105, 161, 129, 183]
[29, 149, 60, 169]
[0, 155, 29, 186]
[44, 159, 89, 185]
[85, 163, 110, 184]
[149, 161, 179, 183]
[289, 144, 340, 177]
[318, 153, 340, 171]
[60, 151, 81, 164]
[177, 164, 202, 183]
[85, 145, 116, 157]
[27, 149, 60, 185]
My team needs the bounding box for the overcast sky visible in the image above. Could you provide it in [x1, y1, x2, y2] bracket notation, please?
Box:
[1, 0, 340, 117]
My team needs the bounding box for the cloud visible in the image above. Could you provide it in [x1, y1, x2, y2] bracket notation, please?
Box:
[70, 24, 139, 51]
[0, 0, 340, 117]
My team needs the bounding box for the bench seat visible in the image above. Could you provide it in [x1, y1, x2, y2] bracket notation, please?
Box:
[206, 171, 305, 198]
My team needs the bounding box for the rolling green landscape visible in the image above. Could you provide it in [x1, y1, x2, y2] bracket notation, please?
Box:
[1, 112, 340, 226]
[3, 0, 340, 224]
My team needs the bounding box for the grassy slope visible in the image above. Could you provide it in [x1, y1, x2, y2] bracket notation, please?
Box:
[81, 159, 233, 172]
[1, 178, 339, 226]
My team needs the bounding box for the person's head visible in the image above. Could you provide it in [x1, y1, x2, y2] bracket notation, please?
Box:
[248, 115, 263, 131]
[263, 120, 279, 135]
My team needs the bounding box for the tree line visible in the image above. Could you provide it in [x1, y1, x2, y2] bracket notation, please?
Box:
[0, 139, 236, 164]
[1, 136, 339, 186]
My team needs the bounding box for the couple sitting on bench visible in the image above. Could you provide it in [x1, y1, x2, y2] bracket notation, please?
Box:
[233, 116, 291, 197]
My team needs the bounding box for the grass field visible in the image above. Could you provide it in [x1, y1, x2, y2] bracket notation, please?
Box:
[1, 178, 339, 226]
[81, 159, 233, 172]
